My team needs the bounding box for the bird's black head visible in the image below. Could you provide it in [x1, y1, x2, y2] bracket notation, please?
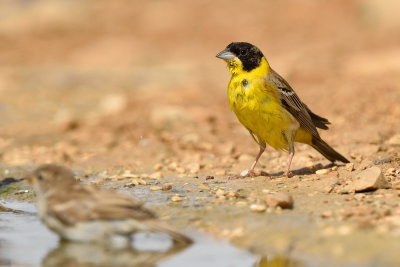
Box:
[223, 42, 264, 72]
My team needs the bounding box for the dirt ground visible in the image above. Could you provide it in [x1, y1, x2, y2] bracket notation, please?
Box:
[1, 0, 400, 266]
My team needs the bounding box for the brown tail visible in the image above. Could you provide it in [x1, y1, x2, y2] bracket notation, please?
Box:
[146, 220, 192, 245]
[311, 137, 349, 163]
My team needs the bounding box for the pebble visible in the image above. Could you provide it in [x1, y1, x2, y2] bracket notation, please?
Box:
[345, 163, 354, 172]
[351, 167, 390, 192]
[250, 203, 267, 212]
[316, 169, 330, 175]
[150, 186, 162, 191]
[321, 210, 333, 218]
[171, 195, 184, 202]
[162, 184, 173, 191]
[153, 163, 163, 171]
[264, 193, 294, 209]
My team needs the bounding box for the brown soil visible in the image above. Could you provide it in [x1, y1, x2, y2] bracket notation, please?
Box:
[1, 0, 399, 265]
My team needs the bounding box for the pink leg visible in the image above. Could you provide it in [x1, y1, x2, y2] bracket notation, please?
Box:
[241, 145, 265, 177]
[285, 140, 295, 178]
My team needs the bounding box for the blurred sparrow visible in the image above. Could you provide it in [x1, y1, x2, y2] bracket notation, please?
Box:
[26, 164, 191, 249]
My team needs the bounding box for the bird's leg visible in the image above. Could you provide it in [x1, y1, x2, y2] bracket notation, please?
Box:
[240, 136, 266, 177]
[285, 138, 295, 178]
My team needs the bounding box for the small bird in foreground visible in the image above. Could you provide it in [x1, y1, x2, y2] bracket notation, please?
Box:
[26, 164, 191, 249]
[216, 42, 349, 177]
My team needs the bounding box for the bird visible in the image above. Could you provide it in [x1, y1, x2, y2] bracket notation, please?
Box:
[26, 164, 192, 249]
[216, 42, 349, 177]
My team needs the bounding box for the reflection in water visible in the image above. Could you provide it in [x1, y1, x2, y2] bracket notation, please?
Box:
[0, 201, 301, 267]
[43, 241, 190, 267]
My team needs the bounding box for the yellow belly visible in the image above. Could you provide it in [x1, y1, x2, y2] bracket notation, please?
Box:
[228, 75, 308, 151]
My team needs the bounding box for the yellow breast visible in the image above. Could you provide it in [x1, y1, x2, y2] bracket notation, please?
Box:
[227, 58, 299, 150]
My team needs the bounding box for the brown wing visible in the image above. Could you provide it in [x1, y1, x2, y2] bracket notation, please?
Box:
[268, 68, 321, 138]
[47, 184, 156, 226]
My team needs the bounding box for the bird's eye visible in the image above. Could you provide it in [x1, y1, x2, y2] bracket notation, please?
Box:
[37, 175, 43, 180]
[240, 49, 247, 56]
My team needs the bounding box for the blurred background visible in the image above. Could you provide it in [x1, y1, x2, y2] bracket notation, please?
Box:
[0, 0, 399, 171]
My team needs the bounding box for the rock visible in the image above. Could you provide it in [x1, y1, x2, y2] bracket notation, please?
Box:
[351, 167, 390, 192]
[345, 163, 354, 172]
[321, 210, 333, 218]
[153, 163, 163, 171]
[387, 134, 400, 146]
[171, 195, 184, 202]
[250, 203, 266, 212]
[316, 169, 330, 175]
[150, 186, 162, 191]
[264, 193, 294, 209]
[162, 184, 172, 191]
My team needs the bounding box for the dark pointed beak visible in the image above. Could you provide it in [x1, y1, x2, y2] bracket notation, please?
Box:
[216, 48, 235, 60]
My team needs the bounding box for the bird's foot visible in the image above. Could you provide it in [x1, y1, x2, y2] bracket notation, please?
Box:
[285, 171, 293, 178]
[238, 169, 269, 178]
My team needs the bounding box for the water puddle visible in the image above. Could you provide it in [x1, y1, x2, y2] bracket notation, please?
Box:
[0, 201, 298, 267]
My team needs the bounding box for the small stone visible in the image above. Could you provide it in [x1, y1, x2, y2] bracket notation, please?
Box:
[264, 193, 294, 209]
[316, 169, 330, 175]
[250, 203, 266, 212]
[167, 162, 179, 171]
[153, 163, 163, 171]
[345, 163, 354, 172]
[162, 184, 173, 191]
[197, 183, 210, 190]
[150, 186, 162, 191]
[321, 211, 333, 218]
[352, 167, 390, 192]
[205, 175, 214, 180]
[90, 180, 104, 185]
[171, 195, 184, 202]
